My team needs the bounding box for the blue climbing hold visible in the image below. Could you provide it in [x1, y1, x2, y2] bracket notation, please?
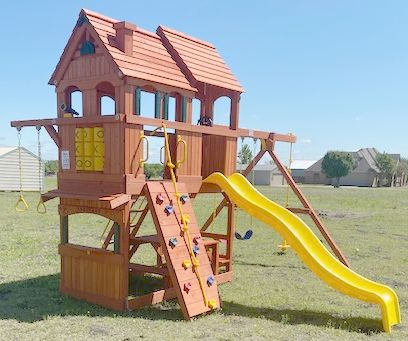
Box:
[180, 194, 189, 204]
[192, 245, 200, 256]
[169, 237, 177, 248]
[164, 205, 174, 215]
[207, 276, 215, 286]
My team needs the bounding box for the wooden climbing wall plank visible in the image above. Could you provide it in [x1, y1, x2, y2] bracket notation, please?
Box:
[145, 182, 220, 319]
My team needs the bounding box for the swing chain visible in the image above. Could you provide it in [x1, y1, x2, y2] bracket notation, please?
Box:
[15, 127, 29, 212]
[36, 125, 46, 214]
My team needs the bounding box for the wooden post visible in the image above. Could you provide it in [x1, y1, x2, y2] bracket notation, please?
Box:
[113, 223, 120, 254]
[60, 215, 69, 244]
[226, 199, 235, 272]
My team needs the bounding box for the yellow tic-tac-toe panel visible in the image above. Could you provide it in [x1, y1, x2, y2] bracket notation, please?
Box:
[75, 127, 105, 171]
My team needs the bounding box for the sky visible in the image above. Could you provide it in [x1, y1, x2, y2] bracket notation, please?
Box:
[0, 1, 407, 164]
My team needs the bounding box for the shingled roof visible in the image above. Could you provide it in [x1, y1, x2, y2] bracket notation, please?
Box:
[157, 26, 244, 92]
[50, 9, 196, 92]
[49, 9, 243, 94]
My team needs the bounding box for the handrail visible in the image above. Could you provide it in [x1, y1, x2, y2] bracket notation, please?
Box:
[176, 135, 187, 168]
[139, 131, 149, 166]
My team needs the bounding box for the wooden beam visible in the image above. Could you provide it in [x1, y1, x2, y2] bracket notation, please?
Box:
[44, 125, 61, 148]
[60, 215, 68, 244]
[269, 150, 350, 267]
[287, 207, 311, 214]
[241, 149, 266, 177]
[129, 263, 169, 276]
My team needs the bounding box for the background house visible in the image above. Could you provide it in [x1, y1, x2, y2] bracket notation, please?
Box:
[304, 148, 403, 187]
[236, 164, 286, 186]
[290, 160, 317, 183]
[0, 147, 44, 191]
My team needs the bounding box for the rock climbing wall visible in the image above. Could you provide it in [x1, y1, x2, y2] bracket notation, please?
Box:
[145, 181, 220, 319]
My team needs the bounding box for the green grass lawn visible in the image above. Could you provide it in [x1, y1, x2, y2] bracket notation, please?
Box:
[0, 177, 407, 340]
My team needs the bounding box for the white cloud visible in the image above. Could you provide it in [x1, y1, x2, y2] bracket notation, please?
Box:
[300, 138, 312, 144]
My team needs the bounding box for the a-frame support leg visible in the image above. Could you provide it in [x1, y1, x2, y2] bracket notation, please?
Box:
[269, 150, 350, 267]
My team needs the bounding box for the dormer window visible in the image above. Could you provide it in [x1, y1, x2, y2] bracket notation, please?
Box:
[80, 41, 95, 56]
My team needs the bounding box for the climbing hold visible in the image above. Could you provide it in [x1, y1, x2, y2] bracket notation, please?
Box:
[192, 259, 199, 268]
[182, 259, 191, 269]
[208, 299, 217, 309]
[193, 245, 200, 256]
[164, 205, 173, 215]
[180, 194, 189, 204]
[169, 237, 177, 248]
[207, 276, 215, 286]
[181, 214, 190, 224]
[156, 193, 164, 205]
[184, 282, 192, 293]
[193, 236, 201, 244]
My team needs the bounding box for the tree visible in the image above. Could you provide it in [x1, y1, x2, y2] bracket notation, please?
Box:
[396, 158, 408, 176]
[321, 151, 355, 188]
[238, 143, 253, 164]
[44, 160, 58, 175]
[376, 152, 396, 186]
[144, 163, 163, 179]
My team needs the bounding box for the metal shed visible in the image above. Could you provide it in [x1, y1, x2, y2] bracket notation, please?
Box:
[0, 147, 44, 191]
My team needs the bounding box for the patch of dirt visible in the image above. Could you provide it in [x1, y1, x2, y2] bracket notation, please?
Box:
[317, 210, 369, 219]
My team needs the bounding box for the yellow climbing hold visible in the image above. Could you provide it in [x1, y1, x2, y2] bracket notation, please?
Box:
[192, 259, 200, 268]
[182, 260, 191, 269]
[208, 299, 217, 309]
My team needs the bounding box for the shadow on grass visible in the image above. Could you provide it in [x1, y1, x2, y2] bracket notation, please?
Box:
[221, 301, 383, 335]
[0, 274, 383, 334]
[0, 274, 182, 323]
[234, 259, 306, 269]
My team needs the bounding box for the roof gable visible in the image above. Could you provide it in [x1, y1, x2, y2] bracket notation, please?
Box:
[48, 13, 121, 85]
[50, 9, 197, 92]
[157, 26, 244, 92]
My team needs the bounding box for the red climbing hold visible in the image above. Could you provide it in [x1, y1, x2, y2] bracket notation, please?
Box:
[156, 193, 164, 205]
[184, 282, 192, 293]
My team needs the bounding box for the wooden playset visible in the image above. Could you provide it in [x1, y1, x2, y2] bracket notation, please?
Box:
[11, 9, 400, 331]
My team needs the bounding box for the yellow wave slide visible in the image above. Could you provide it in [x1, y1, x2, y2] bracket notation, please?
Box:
[203, 172, 401, 332]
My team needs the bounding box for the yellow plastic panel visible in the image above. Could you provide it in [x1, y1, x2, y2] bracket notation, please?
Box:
[75, 128, 84, 142]
[83, 127, 94, 142]
[94, 156, 104, 171]
[93, 142, 105, 157]
[84, 157, 94, 171]
[75, 142, 84, 157]
[94, 127, 104, 142]
[76, 157, 84, 171]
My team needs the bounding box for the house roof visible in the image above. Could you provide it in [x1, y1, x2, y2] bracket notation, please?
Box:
[306, 148, 401, 174]
[157, 26, 244, 92]
[0, 147, 40, 160]
[0, 147, 16, 157]
[291, 160, 317, 170]
[236, 164, 279, 172]
[50, 9, 197, 92]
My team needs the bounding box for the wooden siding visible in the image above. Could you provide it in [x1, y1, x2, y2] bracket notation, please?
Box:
[0, 148, 44, 191]
[175, 131, 202, 178]
[59, 244, 126, 310]
[62, 54, 116, 81]
[201, 135, 237, 178]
